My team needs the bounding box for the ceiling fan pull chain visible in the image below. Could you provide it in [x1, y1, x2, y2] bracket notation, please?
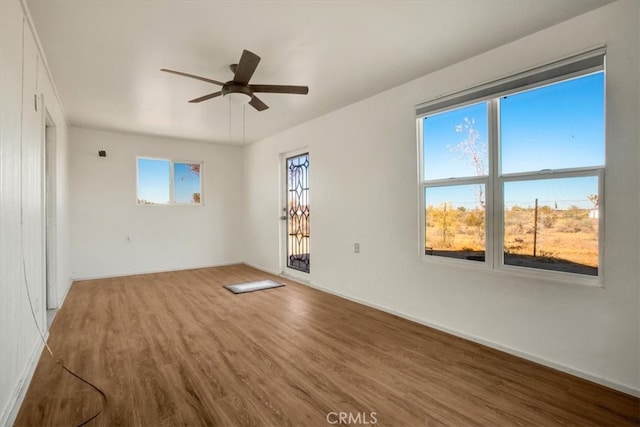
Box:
[228, 98, 233, 143]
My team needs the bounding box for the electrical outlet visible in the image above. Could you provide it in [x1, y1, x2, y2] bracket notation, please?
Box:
[354, 243, 360, 253]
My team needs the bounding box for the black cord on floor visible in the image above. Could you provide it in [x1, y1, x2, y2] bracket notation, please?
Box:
[22, 240, 108, 426]
[58, 360, 107, 426]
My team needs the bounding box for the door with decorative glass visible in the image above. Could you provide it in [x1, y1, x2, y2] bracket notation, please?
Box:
[283, 152, 310, 274]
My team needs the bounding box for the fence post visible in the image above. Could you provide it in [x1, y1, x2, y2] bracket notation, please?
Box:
[533, 198, 538, 257]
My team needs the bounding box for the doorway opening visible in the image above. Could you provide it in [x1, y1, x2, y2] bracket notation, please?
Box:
[44, 112, 57, 322]
[283, 152, 310, 274]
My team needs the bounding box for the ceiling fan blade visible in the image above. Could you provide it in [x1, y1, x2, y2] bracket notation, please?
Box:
[161, 69, 224, 86]
[233, 50, 261, 85]
[249, 95, 269, 111]
[250, 84, 309, 95]
[188, 91, 222, 103]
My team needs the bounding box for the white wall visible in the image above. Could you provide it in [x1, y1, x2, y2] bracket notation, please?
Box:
[243, 0, 639, 394]
[69, 127, 244, 279]
[0, 1, 72, 424]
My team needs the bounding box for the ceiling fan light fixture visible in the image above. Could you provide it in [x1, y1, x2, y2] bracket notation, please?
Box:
[225, 91, 252, 105]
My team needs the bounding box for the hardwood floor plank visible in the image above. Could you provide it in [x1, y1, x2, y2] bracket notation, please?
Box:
[15, 264, 639, 426]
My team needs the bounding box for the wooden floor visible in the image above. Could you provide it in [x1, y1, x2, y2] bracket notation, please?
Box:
[16, 264, 639, 426]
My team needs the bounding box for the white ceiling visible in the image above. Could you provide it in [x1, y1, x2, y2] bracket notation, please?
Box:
[26, 0, 612, 145]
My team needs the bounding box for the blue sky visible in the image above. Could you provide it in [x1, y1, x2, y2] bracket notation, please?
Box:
[174, 162, 200, 203]
[423, 72, 604, 209]
[501, 72, 604, 174]
[137, 158, 200, 204]
[137, 158, 170, 203]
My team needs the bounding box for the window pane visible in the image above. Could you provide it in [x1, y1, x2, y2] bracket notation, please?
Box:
[423, 102, 488, 180]
[500, 72, 604, 174]
[174, 162, 201, 204]
[137, 158, 170, 204]
[425, 184, 485, 261]
[503, 176, 598, 275]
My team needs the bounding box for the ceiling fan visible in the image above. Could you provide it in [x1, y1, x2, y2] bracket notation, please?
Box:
[161, 50, 309, 111]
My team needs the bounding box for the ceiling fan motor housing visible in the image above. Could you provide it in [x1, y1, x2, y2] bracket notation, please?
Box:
[222, 83, 253, 99]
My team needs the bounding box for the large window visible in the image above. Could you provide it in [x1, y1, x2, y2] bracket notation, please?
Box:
[137, 157, 202, 205]
[418, 50, 604, 280]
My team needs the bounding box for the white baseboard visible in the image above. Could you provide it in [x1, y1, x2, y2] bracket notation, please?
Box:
[71, 261, 244, 281]
[242, 262, 312, 285]
[242, 261, 281, 277]
[54, 277, 73, 309]
[297, 279, 640, 398]
[1, 334, 48, 427]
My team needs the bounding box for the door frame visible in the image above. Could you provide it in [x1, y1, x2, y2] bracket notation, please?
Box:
[43, 106, 57, 310]
[280, 148, 310, 280]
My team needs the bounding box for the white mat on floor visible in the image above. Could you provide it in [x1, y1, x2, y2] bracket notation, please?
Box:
[224, 280, 285, 294]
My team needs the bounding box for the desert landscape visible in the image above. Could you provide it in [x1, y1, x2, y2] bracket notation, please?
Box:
[426, 202, 598, 275]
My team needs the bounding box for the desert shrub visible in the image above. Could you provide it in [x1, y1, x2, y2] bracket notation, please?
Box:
[559, 218, 595, 233]
[542, 215, 555, 229]
[465, 211, 484, 228]
[564, 206, 589, 220]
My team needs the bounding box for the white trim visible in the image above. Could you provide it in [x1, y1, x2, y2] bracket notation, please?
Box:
[500, 166, 604, 181]
[280, 269, 311, 285]
[423, 176, 486, 187]
[43, 104, 58, 310]
[488, 98, 500, 269]
[416, 117, 426, 259]
[292, 277, 639, 398]
[243, 261, 281, 277]
[0, 334, 49, 427]
[55, 278, 73, 309]
[20, 0, 70, 127]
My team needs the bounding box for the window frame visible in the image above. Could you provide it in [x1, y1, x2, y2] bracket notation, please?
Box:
[136, 156, 204, 206]
[497, 168, 604, 282]
[416, 49, 605, 285]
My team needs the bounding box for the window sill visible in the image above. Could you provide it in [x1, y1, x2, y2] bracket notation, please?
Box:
[136, 203, 204, 207]
[421, 254, 603, 288]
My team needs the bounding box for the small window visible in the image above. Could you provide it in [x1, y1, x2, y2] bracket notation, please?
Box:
[137, 157, 202, 205]
[425, 184, 486, 261]
[418, 50, 605, 280]
[503, 176, 599, 276]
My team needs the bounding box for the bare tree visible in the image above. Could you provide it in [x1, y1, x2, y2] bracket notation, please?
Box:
[179, 163, 200, 203]
[449, 117, 487, 208]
